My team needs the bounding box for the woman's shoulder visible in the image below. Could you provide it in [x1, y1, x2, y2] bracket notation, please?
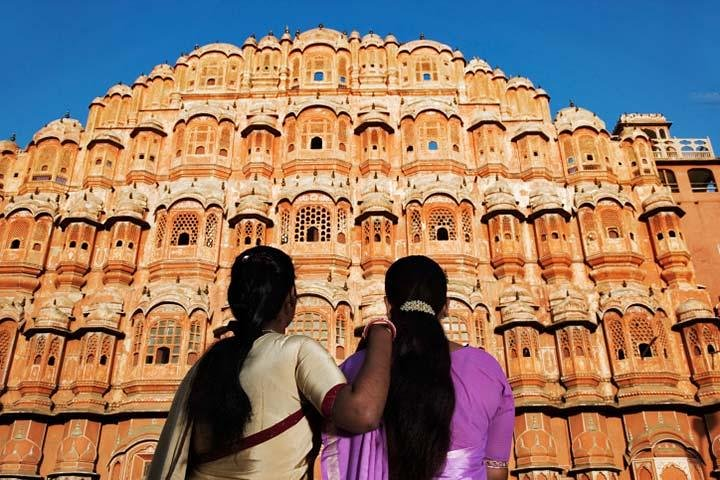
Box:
[453, 346, 507, 379]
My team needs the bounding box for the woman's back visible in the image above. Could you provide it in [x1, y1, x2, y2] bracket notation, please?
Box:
[322, 346, 514, 479]
[191, 333, 345, 480]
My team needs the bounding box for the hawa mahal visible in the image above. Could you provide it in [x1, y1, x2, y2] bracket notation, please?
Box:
[1, 26, 719, 480]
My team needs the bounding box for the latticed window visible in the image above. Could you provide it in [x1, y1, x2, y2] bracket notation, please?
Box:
[428, 208, 457, 241]
[0, 322, 14, 385]
[85, 335, 98, 365]
[415, 56, 438, 82]
[132, 319, 143, 366]
[48, 337, 61, 367]
[302, 117, 334, 150]
[418, 119, 443, 151]
[337, 208, 348, 243]
[294, 205, 331, 242]
[373, 219, 382, 243]
[410, 209, 422, 243]
[507, 330, 518, 358]
[100, 336, 112, 365]
[571, 328, 589, 357]
[204, 214, 218, 248]
[155, 213, 167, 249]
[606, 314, 627, 360]
[33, 335, 47, 365]
[363, 221, 371, 244]
[627, 308, 659, 358]
[280, 210, 290, 244]
[599, 206, 623, 239]
[702, 324, 719, 354]
[688, 326, 701, 356]
[170, 213, 199, 246]
[6, 216, 31, 250]
[188, 320, 202, 365]
[473, 308, 488, 348]
[443, 316, 470, 343]
[519, 327, 537, 358]
[146, 319, 182, 365]
[559, 329, 571, 358]
[287, 312, 328, 344]
[188, 123, 216, 155]
[384, 220, 392, 244]
[199, 59, 225, 87]
[461, 209, 473, 243]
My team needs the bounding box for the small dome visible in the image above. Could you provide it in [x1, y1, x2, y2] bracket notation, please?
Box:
[32, 117, 83, 145]
[641, 186, 678, 215]
[361, 32, 383, 47]
[258, 32, 280, 49]
[398, 39, 453, 55]
[0, 139, 19, 154]
[384, 34, 398, 45]
[242, 35, 258, 47]
[132, 74, 149, 86]
[534, 87, 549, 98]
[506, 76, 535, 89]
[280, 27, 292, 42]
[349, 30, 361, 41]
[452, 49, 464, 60]
[149, 63, 175, 80]
[483, 178, 519, 216]
[676, 299, 715, 323]
[492, 68, 507, 79]
[555, 106, 607, 133]
[529, 188, 566, 216]
[106, 83, 132, 97]
[189, 42, 244, 57]
[465, 58, 492, 74]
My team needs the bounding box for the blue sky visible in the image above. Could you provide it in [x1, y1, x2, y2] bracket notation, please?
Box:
[2, 0, 718, 147]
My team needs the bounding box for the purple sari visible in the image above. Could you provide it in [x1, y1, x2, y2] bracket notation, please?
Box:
[322, 346, 515, 480]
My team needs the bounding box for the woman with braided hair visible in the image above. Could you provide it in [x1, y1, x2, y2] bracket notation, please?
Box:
[148, 246, 394, 480]
[322, 255, 514, 480]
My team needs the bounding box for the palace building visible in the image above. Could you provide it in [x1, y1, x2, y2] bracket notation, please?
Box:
[1, 26, 720, 480]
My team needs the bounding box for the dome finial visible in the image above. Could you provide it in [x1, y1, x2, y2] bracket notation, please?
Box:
[569, 99, 575, 108]
[318, 23, 324, 29]
[419, 32, 425, 40]
[10, 133, 16, 142]
[284, 25, 290, 33]
[63, 111, 70, 119]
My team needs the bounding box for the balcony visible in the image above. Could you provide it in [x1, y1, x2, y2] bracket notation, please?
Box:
[652, 137, 715, 160]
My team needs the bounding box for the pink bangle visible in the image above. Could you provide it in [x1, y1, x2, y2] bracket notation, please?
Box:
[362, 318, 396, 340]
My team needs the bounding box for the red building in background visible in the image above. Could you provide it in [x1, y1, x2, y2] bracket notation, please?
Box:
[0, 27, 719, 480]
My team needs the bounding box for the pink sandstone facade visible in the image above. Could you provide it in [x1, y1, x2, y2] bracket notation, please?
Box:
[1, 26, 720, 480]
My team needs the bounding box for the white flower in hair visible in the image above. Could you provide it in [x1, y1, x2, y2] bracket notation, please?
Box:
[399, 300, 436, 316]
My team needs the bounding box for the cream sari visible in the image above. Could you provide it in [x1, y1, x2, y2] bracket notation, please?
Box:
[148, 332, 346, 480]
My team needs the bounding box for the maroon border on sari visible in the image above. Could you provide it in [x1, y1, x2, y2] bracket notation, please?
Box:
[195, 408, 306, 464]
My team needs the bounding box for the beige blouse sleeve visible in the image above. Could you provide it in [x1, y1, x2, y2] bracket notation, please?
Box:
[294, 336, 347, 417]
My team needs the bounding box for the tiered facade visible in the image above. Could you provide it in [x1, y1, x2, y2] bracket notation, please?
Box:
[1, 27, 719, 480]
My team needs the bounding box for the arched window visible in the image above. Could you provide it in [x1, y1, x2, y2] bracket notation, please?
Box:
[294, 205, 332, 242]
[658, 169, 679, 192]
[688, 168, 717, 192]
[145, 319, 181, 365]
[442, 316, 470, 343]
[428, 140, 439, 151]
[9, 239, 21, 249]
[170, 213, 199, 246]
[313, 71, 324, 81]
[428, 208, 457, 241]
[287, 311, 328, 344]
[310, 136, 323, 150]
